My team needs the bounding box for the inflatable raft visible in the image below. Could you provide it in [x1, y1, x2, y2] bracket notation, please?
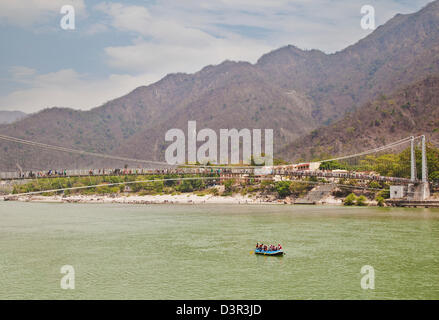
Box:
[254, 249, 284, 256]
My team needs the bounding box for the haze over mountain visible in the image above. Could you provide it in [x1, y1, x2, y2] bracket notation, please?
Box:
[0, 111, 26, 124]
[1, 1, 439, 170]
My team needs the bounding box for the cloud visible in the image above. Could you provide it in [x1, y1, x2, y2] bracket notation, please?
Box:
[104, 38, 272, 75]
[0, 0, 432, 114]
[0, 68, 160, 113]
[97, 2, 272, 76]
[142, 0, 431, 51]
[95, 0, 378, 77]
[95, 2, 222, 46]
[84, 22, 108, 35]
[9, 66, 37, 82]
[0, 0, 85, 27]
[96, 0, 432, 73]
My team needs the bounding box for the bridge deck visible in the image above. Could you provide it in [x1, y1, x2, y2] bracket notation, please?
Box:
[0, 168, 411, 184]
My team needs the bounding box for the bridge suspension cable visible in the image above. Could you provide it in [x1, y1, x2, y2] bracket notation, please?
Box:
[0, 133, 423, 169]
[318, 136, 421, 163]
[0, 134, 268, 169]
[0, 134, 172, 167]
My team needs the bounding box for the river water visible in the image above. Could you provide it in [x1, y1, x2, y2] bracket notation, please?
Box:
[0, 202, 438, 299]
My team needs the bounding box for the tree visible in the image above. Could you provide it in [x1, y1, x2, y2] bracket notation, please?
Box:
[389, 144, 439, 181]
[426, 145, 439, 181]
[371, 153, 402, 177]
[273, 158, 290, 166]
[322, 144, 439, 181]
[275, 181, 292, 198]
[319, 160, 346, 170]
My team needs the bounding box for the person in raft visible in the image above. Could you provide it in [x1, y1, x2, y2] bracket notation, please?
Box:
[256, 243, 282, 251]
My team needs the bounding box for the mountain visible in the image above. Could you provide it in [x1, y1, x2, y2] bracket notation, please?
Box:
[256, 0, 439, 124]
[113, 61, 316, 161]
[280, 75, 439, 161]
[1, 1, 439, 170]
[0, 111, 26, 124]
[0, 62, 317, 170]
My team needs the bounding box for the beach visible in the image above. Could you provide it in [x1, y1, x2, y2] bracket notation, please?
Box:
[3, 193, 290, 205]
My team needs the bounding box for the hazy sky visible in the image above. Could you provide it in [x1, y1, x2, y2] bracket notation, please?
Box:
[0, 0, 433, 113]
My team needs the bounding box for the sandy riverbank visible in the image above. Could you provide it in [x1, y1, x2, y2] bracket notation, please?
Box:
[3, 193, 292, 205]
[1, 192, 351, 205]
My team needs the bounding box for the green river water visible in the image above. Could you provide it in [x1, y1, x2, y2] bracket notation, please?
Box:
[0, 202, 438, 299]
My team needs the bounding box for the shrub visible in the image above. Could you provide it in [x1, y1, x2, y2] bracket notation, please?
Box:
[346, 127, 355, 134]
[224, 179, 235, 193]
[261, 180, 274, 190]
[376, 189, 390, 199]
[177, 180, 193, 193]
[344, 193, 357, 206]
[164, 175, 177, 186]
[290, 181, 311, 197]
[275, 181, 292, 198]
[153, 181, 164, 193]
[429, 171, 439, 181]
[208, 188, 219, 196]
[190, 178, 204, 191]
[376, 196, 385, 207]
[356, 195, 367, 206]
[368, 181, 381, 189]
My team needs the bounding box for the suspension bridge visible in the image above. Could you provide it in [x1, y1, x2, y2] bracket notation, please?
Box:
[0, 134, 435, 203]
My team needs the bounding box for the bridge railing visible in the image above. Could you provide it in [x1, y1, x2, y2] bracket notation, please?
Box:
[0, 167, 412, 184]
[0, 172, 20, 179]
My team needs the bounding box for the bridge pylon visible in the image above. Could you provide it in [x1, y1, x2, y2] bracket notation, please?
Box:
[420, 135, 430, 200]
[407, 135, 430, 201]
[410, 136, 416, 182]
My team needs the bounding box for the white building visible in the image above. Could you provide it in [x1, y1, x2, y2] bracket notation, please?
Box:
[295, 162, 321, 171]
[390, 185, 406, 199]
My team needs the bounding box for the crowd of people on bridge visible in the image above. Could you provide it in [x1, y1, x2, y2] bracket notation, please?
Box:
[1, 166, 411, 184]
[17, 169, 68, 179]
[2, 167, 228, 179]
